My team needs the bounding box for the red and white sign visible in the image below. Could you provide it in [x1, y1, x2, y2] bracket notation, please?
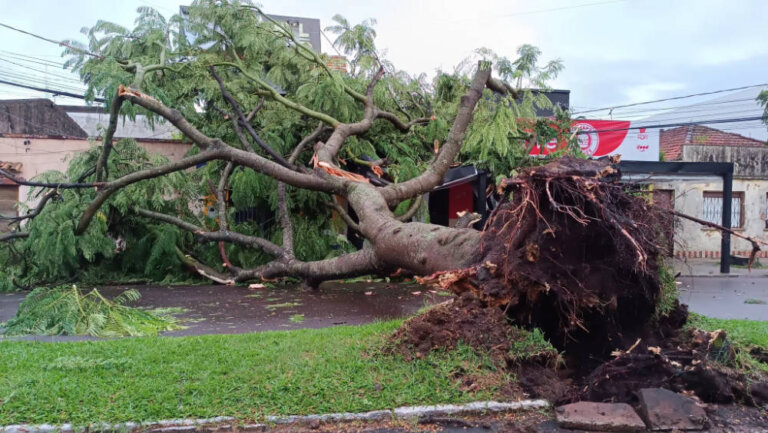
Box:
[530, 120, 659, 161]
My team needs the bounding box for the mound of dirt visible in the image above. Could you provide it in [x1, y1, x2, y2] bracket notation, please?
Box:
[389, 292, 515, 360]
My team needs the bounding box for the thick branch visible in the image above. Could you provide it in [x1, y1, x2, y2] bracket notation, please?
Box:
[76, 149, 224, 234]
[95, 92, 124, 182]
[289, 123, 326, 165]
[277, 182, 294, 256]
[176, 247, 235, 285]
[381, 62, 492, 206]
[670, 209, 766, 263]
[395, 195, 423, 222]
[235, 248, 387, 282]
[375, 111, 430, 132]
[324, 200, 361, 232]
[136, 207, 284, 256]
[315, 68, 384, 163]
[211, 104, 256, 154]
[216, 162, 234, 232]
[119, 89, 335, 188]
[486, 76, 521, 99]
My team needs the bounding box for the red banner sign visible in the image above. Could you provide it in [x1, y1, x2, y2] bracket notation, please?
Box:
[530, 120, 659, 161]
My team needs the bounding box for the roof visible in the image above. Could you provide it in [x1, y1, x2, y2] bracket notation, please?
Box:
[660, 124, 766, 161]
[0, 99, 88, 138]
[60, 105, 179, 140]
[0, 100, 180, 140]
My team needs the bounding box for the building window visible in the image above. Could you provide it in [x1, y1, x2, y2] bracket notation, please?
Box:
[702, 191, 744, 228]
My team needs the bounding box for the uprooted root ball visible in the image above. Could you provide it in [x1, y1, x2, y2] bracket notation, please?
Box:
[419, 157, 673, 357]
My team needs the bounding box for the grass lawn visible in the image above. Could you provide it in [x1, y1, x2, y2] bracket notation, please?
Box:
[688, 314, 768, 348]
[687, 313, 768, 373]
[2, 315, 766, 426]
[0, 321, 502, 426]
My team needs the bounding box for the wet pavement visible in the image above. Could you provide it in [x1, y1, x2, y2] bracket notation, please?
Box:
[678, 276, 768, 320]
[0, 281, 448, 341]
[1, 275, 765, 342]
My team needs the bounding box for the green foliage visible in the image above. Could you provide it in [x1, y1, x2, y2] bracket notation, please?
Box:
[0, 320, 500, 425]
[655, 261, 679, 319]
[758, 89, 768, 130]
[8, 140, 199, 287]
[508, 327, 559, 364]
[325, 15, 378, 77]
[1, 285, 184, 337]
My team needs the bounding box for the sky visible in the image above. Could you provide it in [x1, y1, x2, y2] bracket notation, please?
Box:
[1, 0, 767, 128]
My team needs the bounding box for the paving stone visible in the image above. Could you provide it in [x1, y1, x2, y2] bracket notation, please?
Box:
[555, 401, 646, 432]
[637, 388, 708, 431]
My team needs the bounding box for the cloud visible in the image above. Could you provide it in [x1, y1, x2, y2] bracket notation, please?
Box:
[623, 82, 686, 104]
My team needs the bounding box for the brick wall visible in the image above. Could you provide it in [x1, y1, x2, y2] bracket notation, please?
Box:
[326, 55, 347, 73]
[675, 250, 768, 259]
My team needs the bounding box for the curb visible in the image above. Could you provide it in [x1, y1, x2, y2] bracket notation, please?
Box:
[0, 400, 549, 433]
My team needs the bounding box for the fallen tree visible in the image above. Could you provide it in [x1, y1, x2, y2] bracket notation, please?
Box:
[2, 2, 766, 376]
[0, 1, 572, 288]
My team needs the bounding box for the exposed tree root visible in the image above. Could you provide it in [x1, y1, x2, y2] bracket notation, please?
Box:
[403, 156, 768, 406]
[420, 156, 672, 356]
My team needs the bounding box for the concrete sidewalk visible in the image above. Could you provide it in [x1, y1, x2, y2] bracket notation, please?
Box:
[673, 257, 768, 277]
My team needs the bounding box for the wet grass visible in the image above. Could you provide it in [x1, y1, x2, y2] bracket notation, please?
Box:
[0, 320, 500, 425]
[688, 313, 768, 373]
[688, 314, 768, 348]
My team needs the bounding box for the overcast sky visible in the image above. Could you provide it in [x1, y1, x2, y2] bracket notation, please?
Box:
[1, 0, 767, 122]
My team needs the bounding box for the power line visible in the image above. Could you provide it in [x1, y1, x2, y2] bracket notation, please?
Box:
[0, 78, 104, 102]
[319, 29, 342, 56]
[572, 83, 768, 115]
[0, 71, 88, 94]
[0, 50, 66, 67]
[0, 21, 104, 60]
[586, 98, 760, 118]
[0, 57, 83, 83]
[628, 108, 763, 126]
[574, 115, 767, 135]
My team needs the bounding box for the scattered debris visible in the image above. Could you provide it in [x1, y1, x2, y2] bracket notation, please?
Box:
[744, 298, 767, 305]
